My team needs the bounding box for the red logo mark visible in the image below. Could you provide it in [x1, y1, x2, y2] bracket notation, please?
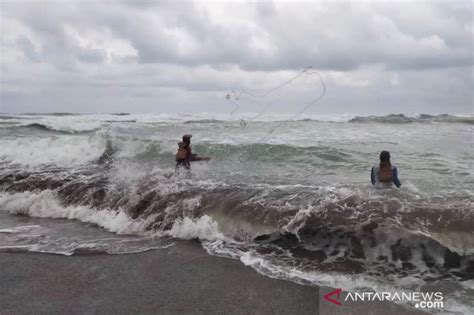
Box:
[324, 288, 342, 306]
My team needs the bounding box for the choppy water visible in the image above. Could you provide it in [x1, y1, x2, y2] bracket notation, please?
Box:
[0, 112, 473, 313]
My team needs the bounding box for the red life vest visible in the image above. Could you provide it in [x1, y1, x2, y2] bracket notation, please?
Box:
[378, 161, 393, 182]
[175, 148, 188, 161]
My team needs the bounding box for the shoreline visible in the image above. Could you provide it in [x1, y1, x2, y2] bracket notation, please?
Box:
[0, 240, 427, 314]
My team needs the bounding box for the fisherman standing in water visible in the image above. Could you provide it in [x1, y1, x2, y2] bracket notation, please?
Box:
[371, 151, 401, 188]
[175, 134, 210, 173]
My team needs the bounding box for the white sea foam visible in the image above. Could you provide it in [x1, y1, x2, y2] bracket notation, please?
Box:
[0, 225, 41, 233]
[0, 191, 155, 235]
[17, 116, 102, 133]
[168, 215, 226, 241]
[0, 136, 104, 167]
[204, 242, 473, 314]
[0, 190, 215, 241]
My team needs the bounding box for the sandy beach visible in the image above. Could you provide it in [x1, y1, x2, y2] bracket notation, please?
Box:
[0, 240, 428, 315]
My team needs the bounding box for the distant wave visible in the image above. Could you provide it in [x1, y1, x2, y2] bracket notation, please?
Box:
[20, 123, 98, 134]
[185, 113, 473, 124]
[184, 119, 224, 124]
[1, 112, 472, 124]
[0, 115, 24, 120]
[104, 120, 136, 123]
[0, 121, 20, 126]
[19, 112, 82, 116]
[6, 112, 130, 117]
[349, 113, 474, 124]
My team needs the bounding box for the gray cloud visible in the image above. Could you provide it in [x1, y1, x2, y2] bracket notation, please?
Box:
[0, 1, 472, 114]
[16, 36, 40, 62]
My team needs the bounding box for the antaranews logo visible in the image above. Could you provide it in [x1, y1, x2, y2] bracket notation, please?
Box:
[323, 289, 444, 310]
[324, 289, 342, 306]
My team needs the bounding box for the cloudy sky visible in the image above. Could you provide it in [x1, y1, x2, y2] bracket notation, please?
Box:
[0, 0, 472, 114]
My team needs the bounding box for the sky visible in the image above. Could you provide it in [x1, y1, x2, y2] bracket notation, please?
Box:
[0, 0, 472, 115]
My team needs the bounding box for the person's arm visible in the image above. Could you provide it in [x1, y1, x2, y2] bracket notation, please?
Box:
[192, 156, 210, 161]
[187, 147, 210, 161]
[393, 167, 401, 188]
[370, 167, 376, 185]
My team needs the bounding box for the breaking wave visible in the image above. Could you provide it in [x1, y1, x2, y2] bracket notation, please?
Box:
[184, 119, 224, 124]
[349, 113, 474, 125]
[0, 113, 472, 131]
[21, 123, 99, 134]
[1, 165, 472, 275]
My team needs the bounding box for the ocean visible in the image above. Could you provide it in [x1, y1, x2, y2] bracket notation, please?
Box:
[0, 112, 472, 313]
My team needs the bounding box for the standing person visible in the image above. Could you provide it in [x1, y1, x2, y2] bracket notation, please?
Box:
[175, 134, 210, 173]
[371, 151, 401, 188]
[175, 141, 190, 170]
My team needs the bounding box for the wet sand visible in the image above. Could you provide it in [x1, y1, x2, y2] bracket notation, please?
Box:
[0, 240, 425, 314]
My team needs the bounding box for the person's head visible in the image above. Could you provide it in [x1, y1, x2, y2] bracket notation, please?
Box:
[379, 151, 391, 162]
[182, 134, 192, 145]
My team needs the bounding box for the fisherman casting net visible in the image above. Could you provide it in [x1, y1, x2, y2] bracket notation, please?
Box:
[225, 66, 326, 141]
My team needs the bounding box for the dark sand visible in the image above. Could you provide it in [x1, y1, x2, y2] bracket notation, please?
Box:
[0, 240, 425, 315]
